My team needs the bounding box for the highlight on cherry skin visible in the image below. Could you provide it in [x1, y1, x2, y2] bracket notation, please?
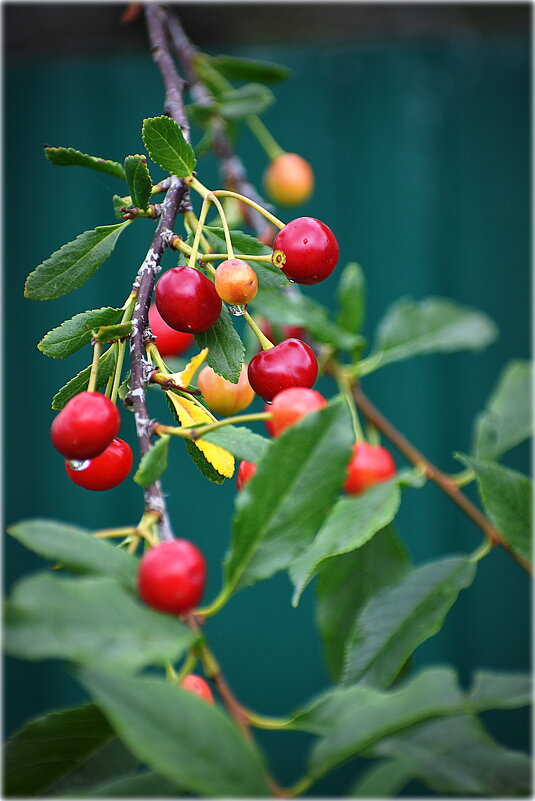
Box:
[65, 437, 133, 491]
[148, 303, 194, 357]
[236, 459, 257, 491]
[344, 441, 396, 495]
[247, 338, 318, 403]
[265, 387, 327, 437]
[180, 674, 215, 705]
[198, 363, 255, 417]
[137, 539, 206, 616]
[263, 152, 314, 207]
[51, 391, 120, 460]
[214, 259, 258, 306]
[154, 265, 222, 334]
[272, 217, 339, 285]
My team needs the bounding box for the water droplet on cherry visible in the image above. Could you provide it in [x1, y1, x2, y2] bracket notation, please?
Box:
[228, 304, 246, 317]
[66, 458, 91, 471]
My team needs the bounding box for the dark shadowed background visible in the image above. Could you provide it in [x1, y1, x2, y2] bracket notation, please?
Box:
[4, 3, 531, 795]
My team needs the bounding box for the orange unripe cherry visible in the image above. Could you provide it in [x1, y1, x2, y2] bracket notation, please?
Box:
[264, 153, 314, 207]
[198, 363, 255, 416]
[214, 259, 258, 306]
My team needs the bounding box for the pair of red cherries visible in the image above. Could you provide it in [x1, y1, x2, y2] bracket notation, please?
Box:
[50, 392, 132, 491]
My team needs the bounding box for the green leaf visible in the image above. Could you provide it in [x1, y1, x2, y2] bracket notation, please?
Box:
[7, 519, 138, 591]
[290, 479, 402, 605]
[373, 715, 532, 797]
[81, 770, 178, 797]
[336, 262, 365, 334]
[52, 347, 117, 410]
[133, 436, 170, 487]
[38, 307, 122, 359]
[4, 703, 113, 797]
[25, 223, 130, 301]
[44, 146, 126, 180]
[51, 738, 138, 797]
[142, 116, 196, 177]
[364, 297, 498, 372]
[303, 668, 467, 782]
[124, 155, 152, 212]
[112, 194, 125, 220]
[349, 758, 416, 797]
[200, 425, 270, 464]
[93, 322, 132, 343]
[208, 54, 292, 83]
[203, 227, 287, 290]
[343, 555, 477, 688]
[4, 574, 194, 673]
[316, 526, 411, 682]
[224, 399, 353, 595]
[218, 83, 274, 118]
[457, 455, 532, 564]
[78, 669, 270, 797]
[469, 670, 532, 710]
[194, 304, 245, 383]
[252, 287, 364, 351]
[473, 359, 532, 461]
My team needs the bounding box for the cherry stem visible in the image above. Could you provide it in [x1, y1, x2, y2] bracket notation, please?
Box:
[87, 340, 103, 393]
[243, 311, 275, 350]
[207, 192, 235, 259]
[155, 411, 272, 440]
[246, 113, 285, 161]
[351, 383, 532, 576]
[187, 195, 212, 269]
[332, 363, 365, 442]
[189, 175, 285, 231]
[110, 296, 136, 404]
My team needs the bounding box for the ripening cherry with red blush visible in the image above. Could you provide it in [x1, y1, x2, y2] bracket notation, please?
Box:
[51, 391, 120, 460]
[180, 674, 215, 705]
[198, 364, 255, 417]
[265, 387, 327, 437]
[138, 539, 206, 616]
[65, 437, 133, 491]
[344, 442, 396, 495]
[236, 460, 257, 491]
[263, 153, 315, 207]
[272, 217, 339, 285]
[247, 338, 318, 402]
[214, 259, 258, 306]
[148, 304, 194, 357]
[155, 266, 222, 334]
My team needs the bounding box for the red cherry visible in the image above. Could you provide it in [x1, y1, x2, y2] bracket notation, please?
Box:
[263, 153, 314, 207]
[198, 364, 255, 416]
[236, 460, 257, 491]
[51, 391, 120, 460]
[258, 317, 306, 345]
[344, 442, 396, 495]
[214, 259, 258, 306]
[155, 266, 222, 334]
[272, 217, 339, 285]
[180, 674, 215, 705]
[266, 387, 327, 437]
[65, 437, 133, 491]
[137, 539, 206, 616]
[247, 338, 318, 402]
[148, 304, 194, 357]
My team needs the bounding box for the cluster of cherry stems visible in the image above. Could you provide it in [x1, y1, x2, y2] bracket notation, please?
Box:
[48, 175, 395, 704]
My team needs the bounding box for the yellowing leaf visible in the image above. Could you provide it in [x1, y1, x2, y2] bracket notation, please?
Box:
[166, 391, 235, 479]
[173, 348, 209, 388]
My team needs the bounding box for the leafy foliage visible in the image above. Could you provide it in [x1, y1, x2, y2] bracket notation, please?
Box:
[4, 704, 114, 797]
[194, 304, 245, 383]
[38, 307, 122, 359]
[4, 574, 195, 673]
[44, 146, 126, 179]
[78, 669, 270, 797]
[124, 155, 152, 211]
[133, 436, 170, 487]
[142, 116, 196, 177]
[25, 223, 130, 301]
[207, 53, 292, 83]
[51, 347, 116, 409]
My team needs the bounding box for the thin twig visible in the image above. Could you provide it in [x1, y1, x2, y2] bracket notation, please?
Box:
[352, 384, 532, 576]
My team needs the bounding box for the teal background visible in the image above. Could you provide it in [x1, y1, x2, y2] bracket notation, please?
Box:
[4, 18, 531, 796]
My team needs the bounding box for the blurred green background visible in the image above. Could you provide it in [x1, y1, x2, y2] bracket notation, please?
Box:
[4, 3, 531, 795]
